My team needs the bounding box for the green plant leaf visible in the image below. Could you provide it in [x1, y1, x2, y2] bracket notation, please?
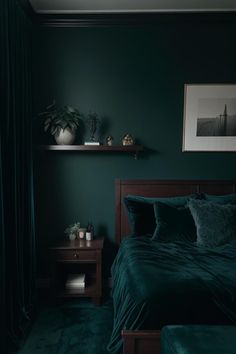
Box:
[67, 106, 75, 113]
[54, 119, 64, 125]
[51, 126, 58, 136]
[44, 118, 51, 125]
[38, 101, 83, 136]
[44, 123, 50, 132]
[69, 122, 76, 131]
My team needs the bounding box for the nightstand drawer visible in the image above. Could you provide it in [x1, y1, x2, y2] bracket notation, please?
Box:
[55, 250, 97, 261]
[50, 237, 104, 305]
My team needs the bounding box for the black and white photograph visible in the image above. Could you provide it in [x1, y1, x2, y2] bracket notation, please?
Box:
[197, 99, 236, 137]
[183, 84, 236, 151]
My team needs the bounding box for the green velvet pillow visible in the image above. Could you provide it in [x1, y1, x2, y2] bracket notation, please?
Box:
[123, 198, 156, 236]
[124, 194, 197, 236]
[204, 193, 236, 205]
[125, 194, 195, 206]
[189, 199, 236, 247]
[152, 202, 197, 243]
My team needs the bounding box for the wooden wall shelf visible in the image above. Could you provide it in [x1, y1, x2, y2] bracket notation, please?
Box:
[38, 145, 144, 159]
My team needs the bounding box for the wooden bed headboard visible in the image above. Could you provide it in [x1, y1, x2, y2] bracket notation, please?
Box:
[115, 179, 236, 245]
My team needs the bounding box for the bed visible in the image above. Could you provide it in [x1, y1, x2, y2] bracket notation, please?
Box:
[107, 179, 236, 354]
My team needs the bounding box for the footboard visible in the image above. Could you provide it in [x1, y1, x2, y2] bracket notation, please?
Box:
[122, 330, 161, 354]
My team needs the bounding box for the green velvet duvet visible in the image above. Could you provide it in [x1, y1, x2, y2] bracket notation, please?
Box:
[107, 236, 236, 354]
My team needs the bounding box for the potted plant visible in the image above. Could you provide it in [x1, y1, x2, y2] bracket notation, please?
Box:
[65, 222, 81, 241]
[38, 100, 82, 145]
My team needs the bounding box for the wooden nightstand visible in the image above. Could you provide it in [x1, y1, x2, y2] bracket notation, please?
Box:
[50, 237, 104, 305]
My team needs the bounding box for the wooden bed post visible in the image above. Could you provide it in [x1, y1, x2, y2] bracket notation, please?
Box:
[122, 330, 161, 354]
[115, 179, 122, 245]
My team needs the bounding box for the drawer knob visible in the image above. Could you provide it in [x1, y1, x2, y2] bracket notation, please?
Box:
[73, 253, 79, 259]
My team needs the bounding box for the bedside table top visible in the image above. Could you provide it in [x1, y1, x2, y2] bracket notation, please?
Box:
[50, 237, 104, 250]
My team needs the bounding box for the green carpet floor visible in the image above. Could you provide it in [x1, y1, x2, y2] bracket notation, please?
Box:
[18, 298, 113, 354]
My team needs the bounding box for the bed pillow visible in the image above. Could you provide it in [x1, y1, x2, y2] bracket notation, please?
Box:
[152, 202, 197, 243]
[188, 199, 236, 247]
[123, 198, 156, 236]
[204, 193, 236, 205]
[124, 194, 195, 207]
[124, 194, 198, 236]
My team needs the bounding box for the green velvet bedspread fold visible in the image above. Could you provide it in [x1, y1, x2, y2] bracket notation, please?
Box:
[161, 325, 236, 354]
[107, 236, 236, 354]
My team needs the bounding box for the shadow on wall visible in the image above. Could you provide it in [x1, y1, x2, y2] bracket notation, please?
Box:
[97, 223, 118, 277]
[135, 138, 159, 160]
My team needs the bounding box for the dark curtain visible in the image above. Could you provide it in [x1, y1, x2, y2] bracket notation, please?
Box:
[0, 0, 36, 352]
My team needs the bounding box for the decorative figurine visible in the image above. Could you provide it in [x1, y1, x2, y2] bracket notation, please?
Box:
[122, 134, 134, 146]
[106, 135, 114, 146]
[86, 112, 100, 142]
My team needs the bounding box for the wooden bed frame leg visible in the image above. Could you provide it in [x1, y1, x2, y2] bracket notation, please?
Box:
[122, 330, 161, 354]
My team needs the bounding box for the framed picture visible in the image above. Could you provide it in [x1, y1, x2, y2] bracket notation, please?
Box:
[182, 84, 236, 151]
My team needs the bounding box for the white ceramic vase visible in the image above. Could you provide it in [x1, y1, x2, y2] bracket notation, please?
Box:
[55, 128, 75, 145]
[69, 233, 76, 241]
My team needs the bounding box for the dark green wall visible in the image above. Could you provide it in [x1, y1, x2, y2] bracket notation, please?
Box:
[33, 19, 236, 277]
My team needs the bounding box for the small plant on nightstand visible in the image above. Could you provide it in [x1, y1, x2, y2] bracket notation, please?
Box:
[65, 222, 81, 241]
